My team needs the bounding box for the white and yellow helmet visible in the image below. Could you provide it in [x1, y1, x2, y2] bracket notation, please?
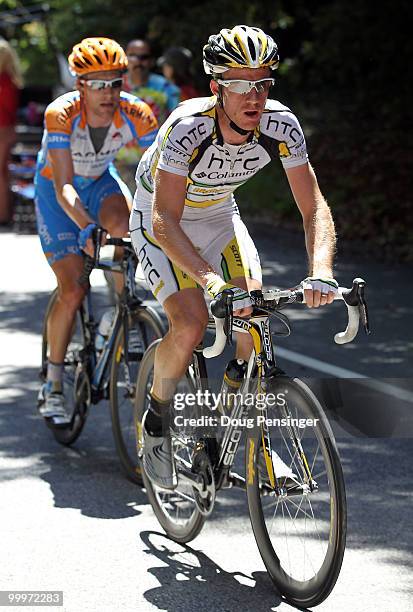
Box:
[203, 25, 279, 75]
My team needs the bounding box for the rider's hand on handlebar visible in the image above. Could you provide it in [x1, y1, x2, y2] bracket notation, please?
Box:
[301, 276, 339, 308]
[78, 223, 107, 258]
[206, 274, 252, 315]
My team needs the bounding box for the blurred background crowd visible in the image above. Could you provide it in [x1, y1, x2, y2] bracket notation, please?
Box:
[0, 0, 411, 261]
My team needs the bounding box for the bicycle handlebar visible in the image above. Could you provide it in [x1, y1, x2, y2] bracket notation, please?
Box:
[77, 228, 133, 285]
[203, 278, 370, 359]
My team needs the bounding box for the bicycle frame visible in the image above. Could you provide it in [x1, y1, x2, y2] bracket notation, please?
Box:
[77, 244, 144, 403]
[185, 312, 286, 493]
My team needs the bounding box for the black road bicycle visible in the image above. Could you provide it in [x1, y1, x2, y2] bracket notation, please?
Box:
[134, 278, 370, 607]
[40, 231, 165, 483]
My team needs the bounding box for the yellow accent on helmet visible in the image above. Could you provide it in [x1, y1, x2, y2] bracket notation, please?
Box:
[203, 25, 279, 75]
[68, 37, 128, 76]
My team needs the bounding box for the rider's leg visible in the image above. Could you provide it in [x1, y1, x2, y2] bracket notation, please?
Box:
[142, 287, 208, 488]
[151, 287, 209, 401]
[38, 254, 87, 421]
[98, 192, 130, 295]
[48, 254, 88, 365]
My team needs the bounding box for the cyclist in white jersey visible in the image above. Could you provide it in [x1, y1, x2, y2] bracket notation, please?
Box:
[130, 25, 338, 489]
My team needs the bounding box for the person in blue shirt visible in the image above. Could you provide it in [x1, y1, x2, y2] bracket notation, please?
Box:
[124, 38, 179, 125]
[117, 38, 179, 165]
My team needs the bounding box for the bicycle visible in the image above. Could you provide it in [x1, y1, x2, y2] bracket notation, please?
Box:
[134, 278, 370, 607]
[40, 229, 165, 483]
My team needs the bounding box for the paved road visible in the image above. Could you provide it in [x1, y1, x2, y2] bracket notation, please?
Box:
[0, 228, 412, 611]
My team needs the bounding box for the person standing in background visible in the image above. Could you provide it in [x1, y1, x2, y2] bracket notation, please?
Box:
[158, 47, 200, 101]
[124, 39, 179, 125]
[117, 38, 179, 168]
[0, 39, 23, 225]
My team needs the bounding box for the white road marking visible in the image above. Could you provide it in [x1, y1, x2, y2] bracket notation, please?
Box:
[276, 347, 413, 404]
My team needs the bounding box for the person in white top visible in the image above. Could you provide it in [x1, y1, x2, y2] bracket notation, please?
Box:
[130, 25, 338, 489]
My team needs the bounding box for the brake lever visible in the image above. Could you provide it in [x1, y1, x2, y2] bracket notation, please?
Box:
[223, 290, 233, 346]
[93, 226, 105, 265]
[356, 283, 371, 335]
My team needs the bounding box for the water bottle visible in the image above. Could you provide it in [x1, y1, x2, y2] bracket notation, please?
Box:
[218, 359, 247, 414]
[95, 308, 115, 352]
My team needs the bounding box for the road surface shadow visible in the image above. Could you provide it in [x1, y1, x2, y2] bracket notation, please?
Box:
[139, 530, 311, 612]
[1, 281, 412, 570]
[0, 365, 147, 519]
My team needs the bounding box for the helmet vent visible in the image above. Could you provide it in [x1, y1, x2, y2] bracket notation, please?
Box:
[247, 38, 257, 62]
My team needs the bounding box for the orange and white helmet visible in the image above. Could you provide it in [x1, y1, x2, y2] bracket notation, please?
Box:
[203, 25, 279, 75]
[68, 37, 128, 76]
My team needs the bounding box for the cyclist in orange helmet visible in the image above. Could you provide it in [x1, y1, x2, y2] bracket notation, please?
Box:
[36, 37, 158, 425]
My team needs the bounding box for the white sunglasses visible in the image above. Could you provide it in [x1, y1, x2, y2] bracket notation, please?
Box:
[81, 77, 123, 90]
[216, 78, 275, 95]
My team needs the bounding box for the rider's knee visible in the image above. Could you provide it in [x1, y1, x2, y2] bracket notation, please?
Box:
[57, 284, 86, 312]
[104, 212, 129, 237]
[169, 310, 208, 350]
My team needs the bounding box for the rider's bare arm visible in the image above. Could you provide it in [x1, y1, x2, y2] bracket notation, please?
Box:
[285, 162, 336, 278]
[152, 169, 217, 287]
[49, 148, 94, 229]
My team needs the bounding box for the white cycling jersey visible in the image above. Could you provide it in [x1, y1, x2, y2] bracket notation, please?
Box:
[133, 95, 308, 218]
[130, 95, 309, 305]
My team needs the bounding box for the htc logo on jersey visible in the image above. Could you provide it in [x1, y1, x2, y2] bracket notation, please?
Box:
[265, 116, 301, 143]
[174, 123, 207, 151]
[207, 152, 259, 171]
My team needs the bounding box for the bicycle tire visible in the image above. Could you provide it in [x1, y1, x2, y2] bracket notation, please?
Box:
[134, 340, 206, 542]
[40, 289, 90, 446]
[109, 305, 164, 484]
[245, 376, 346, 608]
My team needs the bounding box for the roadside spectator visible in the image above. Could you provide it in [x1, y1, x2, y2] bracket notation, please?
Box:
[158, 47, 201, 101]
[0, 39, 23, 225]
[124, 39, 179, 124]
[117, 38, 179, 167]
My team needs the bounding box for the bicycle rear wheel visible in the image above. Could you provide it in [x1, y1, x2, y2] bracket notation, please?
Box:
[109, 306, 164, 484]
[245, 376, 346, 608]
[41, 289, 91, 445]
[134, 340, 206, 542]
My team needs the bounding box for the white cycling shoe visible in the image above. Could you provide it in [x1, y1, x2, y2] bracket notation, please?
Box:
[38, 382, 71, 427]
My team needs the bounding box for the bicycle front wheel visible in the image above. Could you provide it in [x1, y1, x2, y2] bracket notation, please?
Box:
[245, 376, 346, 608]
[110, 306, 164, 484]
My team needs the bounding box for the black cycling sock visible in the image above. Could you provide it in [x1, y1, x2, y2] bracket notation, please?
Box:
[144, 392, 171, 436]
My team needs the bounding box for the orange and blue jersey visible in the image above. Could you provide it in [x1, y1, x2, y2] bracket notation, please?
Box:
[35, 90, 158, 266]
[37, 90, 158, 187]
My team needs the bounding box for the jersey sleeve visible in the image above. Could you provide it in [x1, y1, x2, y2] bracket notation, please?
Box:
[156, 117, 198, 177]
[43, 97, 78, 150]
[261, 108, 309, 169]
[119, 97, 159, 149]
